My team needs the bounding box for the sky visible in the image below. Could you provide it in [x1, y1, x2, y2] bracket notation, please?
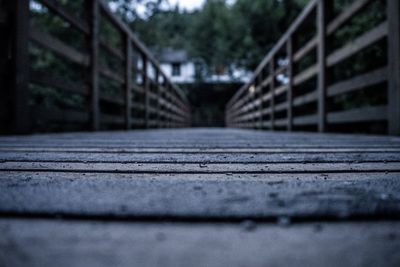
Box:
[166, 0, 205, 11]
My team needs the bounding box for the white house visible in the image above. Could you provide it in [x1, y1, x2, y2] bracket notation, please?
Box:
[155, 48, 196, 84]
[155, 48, 251, 84]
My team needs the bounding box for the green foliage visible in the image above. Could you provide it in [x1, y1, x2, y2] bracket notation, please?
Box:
[129, 0, 308, 73]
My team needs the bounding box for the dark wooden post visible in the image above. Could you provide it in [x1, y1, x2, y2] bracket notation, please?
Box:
[317, 0, 327, 133]
[257, 75, 263, 129]
[388, 0, 400, 135]
[287, 37, 294, 131]
[155, 71, 161, 128]
[0, 0, 7, 133]
[125, 37, 132, 130]
[143, 56, 149, 128]
[89, 0, 100, 131]
[270, 59, 275, 130]
[6, 0, 30, 134]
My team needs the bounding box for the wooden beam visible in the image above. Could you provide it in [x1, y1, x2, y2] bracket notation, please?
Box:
[38, 0, 90, 34]
[156, 71, 162, 128]
[293, 64, 318, 86]
[99, 65, 125, 84]
[88, 0, 100, 131]
[30, 70, 88, 96]
[11, 0, 30, 134]
[327, 67, 387, 97]
[293, 114, 318, 126]
[327, 0, 372, 35]
[0, 1, 9, 132]
[388, 0, 400, 135]
[326, 22, 388, 67]
[270, 60, 275, 130]
[293, 36, 317, 62]
[287, 38, 293, 131]
[317, 0, 328, 132]
[143, 56, 150, 128]
[257, 74, 263, 129]
[327, 106, 387, 124]
[30, 27, 89, 66]
[125, 38, 132, 130]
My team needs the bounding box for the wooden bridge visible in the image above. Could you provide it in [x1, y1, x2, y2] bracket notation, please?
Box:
[0, 0, 400, 267]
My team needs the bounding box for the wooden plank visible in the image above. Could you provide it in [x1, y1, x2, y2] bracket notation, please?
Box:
[88, 0, 100, 131]
[30, 70, 88, 96]
[2, 146, 400, 153]
[99, 38, 124, 60]
[10, 0, 30, 133]
[99, 93, 124, 106]
[294, 36, 317, 62]
[0, 219, 399, 267]
[388, 0, 400, 135]
[274, 118, 288, 127]
[34, 108, 89, 124]
[293, 64, 318, 86]
[0, 171, 400, 219]
[101, 113, 125, 125]
[132, 84, 145, 94]
[327, 106, 387, 124]
[327, 67, 387, 97]
[293, 114, 318, 126]
[274, 102, 288, 113]
[99, 65, 125, 84]
[38, 0, 90, 34]
[30, 26, 89, 66]
[4, 151, 400, 164]
[317, 0, 328, 132]
[327, 0, 372, 35]
[3, 161, 399, 173]
[293, 90, 318, 107]
[326, 22, 388, 67]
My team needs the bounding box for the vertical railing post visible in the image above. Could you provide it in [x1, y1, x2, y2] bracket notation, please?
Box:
[270, 59, 275, 130]
[155, 70, 161, 128]
[7, 0, 30, 134]
[287, 37, 294, 132]
[89, 0, 100, 131]
[257, 75, 263, 129]
[317, 0, 327, 133]
[143, 56, 149, 128]
[125, 36, 132, 130]
[388, 0, 400, 135]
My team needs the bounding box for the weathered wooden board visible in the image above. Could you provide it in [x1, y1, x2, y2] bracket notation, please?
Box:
[1, 219, 399, 267]
[1, 151, 400, 163]
[0, 172, 399, 220]
[1, 162, 400, 173]
[0, 128, 398, 267]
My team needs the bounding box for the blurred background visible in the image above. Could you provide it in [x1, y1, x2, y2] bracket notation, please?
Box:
[1, 0, 389, 132]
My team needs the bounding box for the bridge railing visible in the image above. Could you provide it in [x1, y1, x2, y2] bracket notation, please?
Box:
[226, 0, 399, 135]
[1, 0, 191, 134]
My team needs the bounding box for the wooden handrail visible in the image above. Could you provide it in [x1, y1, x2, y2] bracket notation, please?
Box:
[1, 0, 191, 134]
[226, 0, 399, 135]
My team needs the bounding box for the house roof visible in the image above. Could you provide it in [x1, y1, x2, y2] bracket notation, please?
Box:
[154, 48, 189, 64]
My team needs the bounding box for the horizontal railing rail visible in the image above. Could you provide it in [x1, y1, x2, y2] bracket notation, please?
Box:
[1, 0, 191, 133]
[226, 0, 399, 135]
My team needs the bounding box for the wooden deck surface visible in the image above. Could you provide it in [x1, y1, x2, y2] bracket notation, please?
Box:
[0, 128, 400, 267]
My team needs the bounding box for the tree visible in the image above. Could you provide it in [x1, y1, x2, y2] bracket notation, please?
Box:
[106, 0, 166, 22]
